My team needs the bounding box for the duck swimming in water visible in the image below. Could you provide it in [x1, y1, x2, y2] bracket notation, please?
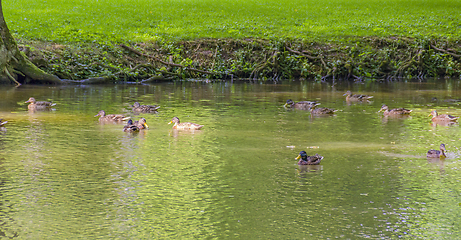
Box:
[343, 91, 373, 101]
[25, 97, 56, 110]
[95, 110, 130, 122]
[428, 110, 458, 122]
[168, 117, 204, 130]
[378, 104, 412, 116]
[132, 102, 160, 113]
[310, 105, 337, 115]
[123, 120, 140, 133]
[427, 144, 446, 158]
[284, 99, 320, 111]
[296, 151, 324, 165]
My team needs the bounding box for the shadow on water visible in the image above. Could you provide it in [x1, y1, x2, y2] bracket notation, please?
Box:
[0, 80, 460, 238]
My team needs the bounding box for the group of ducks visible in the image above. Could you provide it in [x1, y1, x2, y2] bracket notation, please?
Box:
[288, 91, 454, 165]
[23, 97, 204, 133]
[2, 95, 452, 165]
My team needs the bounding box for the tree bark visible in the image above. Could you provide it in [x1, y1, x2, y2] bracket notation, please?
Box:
[0, 0, 62, 84]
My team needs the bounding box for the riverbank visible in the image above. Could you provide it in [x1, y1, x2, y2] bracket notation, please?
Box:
[14, 37, 461, 84]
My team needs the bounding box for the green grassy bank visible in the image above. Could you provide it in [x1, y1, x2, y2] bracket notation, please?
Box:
[4, 0, 461, 82]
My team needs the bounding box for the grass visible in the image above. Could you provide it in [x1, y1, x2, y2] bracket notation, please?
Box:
[4, 0, 461, 43]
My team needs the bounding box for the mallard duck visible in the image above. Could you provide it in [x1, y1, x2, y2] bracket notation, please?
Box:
[310, 105, 336, 115]
[123, 120, 140, 133]
[296, 151, 324, 165]
[132, 102, 160, 113]
[25, 97, 56, 110]
[427, 144, 446, 158]
[378, 105, 412, 116]
[284, 99, 320, 110]
[428, 110, 459, 122]
[168, 117, 204, 130]
[94, 110, 130, 122]
[343, 91, 373, 101]
[0, 119, 7, 131]
[133, 118, 149, 129]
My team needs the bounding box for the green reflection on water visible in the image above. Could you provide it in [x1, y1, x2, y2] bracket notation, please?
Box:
[0, 81, 460, 238]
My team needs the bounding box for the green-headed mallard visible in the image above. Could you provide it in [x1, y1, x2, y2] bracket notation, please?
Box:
[428, 110, 459, 122]
[95, 110, 130, 122]
[427, 143, 446, 158]
[25, 97, 56, 110]
[123, 119, 140, 133]
[168, 117, 204, 130]
[310, 105, 336, 115]
[378, 104, 412, 116]
[284, 99, 320, 111]
[296, 151, 324, 165]
[132, 102, 160, 113]
[343, 91, 373, 101]
[133, 118, 149, 129]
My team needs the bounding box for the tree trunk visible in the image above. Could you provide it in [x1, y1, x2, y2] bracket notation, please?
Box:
[0, 0, 62, 84]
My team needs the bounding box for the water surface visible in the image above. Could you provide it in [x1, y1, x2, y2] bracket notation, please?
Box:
[0, 81, 460, 238]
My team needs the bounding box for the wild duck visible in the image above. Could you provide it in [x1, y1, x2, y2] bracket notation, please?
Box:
[427, 144, 446, 158]
[296, 151, 324, 165]
[168, 117, 204, 130]
[94, 110, 130, 122]
[25, 97, 56, 110]
[133, 118, 149, 129]
[343, 91, 373, 101]
[123, 120, 140, 133]
[132, 102, 160, 113]
[378, 105, 412, 116]
[0, 119, 7, 131]
[428, 110, 458, 122]
[310, 105, 336, 115]
[284, 99, 320, 111]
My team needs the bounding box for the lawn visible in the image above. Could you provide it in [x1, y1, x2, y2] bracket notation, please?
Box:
[4, 0, 461, 43]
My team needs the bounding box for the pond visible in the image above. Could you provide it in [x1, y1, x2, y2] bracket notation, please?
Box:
[0, 80, 460, 239]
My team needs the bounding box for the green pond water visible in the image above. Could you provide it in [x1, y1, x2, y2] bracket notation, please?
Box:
[0, 81, 460, 239]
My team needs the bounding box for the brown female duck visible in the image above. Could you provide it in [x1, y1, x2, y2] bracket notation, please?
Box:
[343, 91, 373, 101]
[378, 105, 412, 116]
[168, 117, 204, 130]
[133, 118, 149, 129]
[428, 110, 458, 122]
[132, 102, 160, 113]
[284, 99, 320, 111]
[123, 120, 140, 133]
[95, 110, 130, 122]
[296, 151, 324, 165]
[25, 97, 56, 110]
[427, 144, 446, 158]
[310, 105, 337, 115]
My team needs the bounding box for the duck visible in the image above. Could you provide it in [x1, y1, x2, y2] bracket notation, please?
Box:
[310, 105, 337, 115]
[132, 102, 160, 113]
[428, 110, 459, 122]
[168, 117, 204, 130]
[343, 91, 373, 101]
[378, 104, 412, 116]
[0, 119, 7, 131]
[296, 151, 324, 165]
[123, 120, 140, 133]
[25, 97, 56, 110]
[133, 118, 149, 129]
[284, 99, 320, 111]
[94, 110, 130, 122]
[427, 144, 446, 158]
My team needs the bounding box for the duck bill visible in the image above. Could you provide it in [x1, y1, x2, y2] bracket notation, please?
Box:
[144, 123, 149, 129]
[94, 114, 100, 117]
[168, 121, 173, 125]
[25, 100, 31, 103]
[378, 109, 383, 113]
[295, 155, 301, 160]
[284, 103, 289, 108]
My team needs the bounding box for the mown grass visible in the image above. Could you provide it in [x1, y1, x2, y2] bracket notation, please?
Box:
[4, 0, 461, 43]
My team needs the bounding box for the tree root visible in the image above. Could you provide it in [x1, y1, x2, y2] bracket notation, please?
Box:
[431, 45, 460, 59]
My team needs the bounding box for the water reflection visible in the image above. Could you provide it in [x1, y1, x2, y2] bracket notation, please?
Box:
[0, 81, 460, 238]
